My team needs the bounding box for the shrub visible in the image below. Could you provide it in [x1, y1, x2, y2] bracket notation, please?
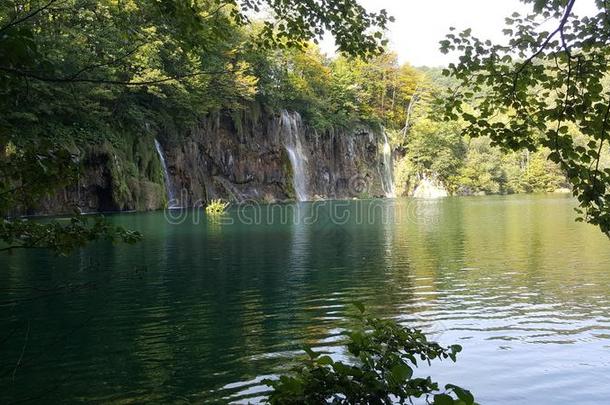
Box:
[205, 199, 229, 216]
[263, 304, 476, 405]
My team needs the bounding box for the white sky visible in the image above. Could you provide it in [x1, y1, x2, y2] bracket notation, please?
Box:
[320, 0, 599, 67]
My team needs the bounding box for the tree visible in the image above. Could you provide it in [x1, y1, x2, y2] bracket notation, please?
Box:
[456, 137, 507, 195]
[325, 53, 423, 129]
[440, 0, 610, 234]
[405, 118, 466, 185]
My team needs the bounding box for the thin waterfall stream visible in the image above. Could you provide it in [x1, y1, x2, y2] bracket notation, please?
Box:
[154, 139, 179, 208]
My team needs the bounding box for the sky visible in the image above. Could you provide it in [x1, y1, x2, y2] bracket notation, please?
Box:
[320, 0, 598, 67]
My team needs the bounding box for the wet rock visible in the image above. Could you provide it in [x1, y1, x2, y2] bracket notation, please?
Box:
[33, 109, 388, 214]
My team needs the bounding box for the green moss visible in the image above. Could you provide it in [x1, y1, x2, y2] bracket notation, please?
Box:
[75, 129, 167, 211]
[279, 148, 296, 199]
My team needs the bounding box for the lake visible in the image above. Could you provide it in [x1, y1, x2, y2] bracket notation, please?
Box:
[1, 195, 609, 404]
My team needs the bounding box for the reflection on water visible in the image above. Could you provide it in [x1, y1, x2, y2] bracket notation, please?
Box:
[1, 195, 610, 404]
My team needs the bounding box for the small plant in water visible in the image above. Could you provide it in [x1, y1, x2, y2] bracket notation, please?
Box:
[205, 199, 229, 216]
[263, 304, 476, 405]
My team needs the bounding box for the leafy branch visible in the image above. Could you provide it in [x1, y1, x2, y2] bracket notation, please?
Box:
[0, 216, 141, 256]
[512, 0, 576, 90]
[264, 305, 475, 405]
[0, 65, 236, 86]
[440, 0, 610, 234]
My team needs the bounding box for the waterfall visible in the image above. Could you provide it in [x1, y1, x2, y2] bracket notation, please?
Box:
[379, 131, 396, 198]
[413, 174, 448, 199]
[280, 110, 309, 202]
[154, 139, 179, 208]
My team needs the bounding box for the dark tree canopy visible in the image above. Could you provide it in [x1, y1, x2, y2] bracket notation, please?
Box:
[0, 0, 391, 87]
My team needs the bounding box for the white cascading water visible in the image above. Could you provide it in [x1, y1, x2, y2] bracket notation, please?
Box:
[379, 131, 396, 198]
[413, 174, 448, 199]
[154, 139, 179, 208]
[280, 110, 309, 202]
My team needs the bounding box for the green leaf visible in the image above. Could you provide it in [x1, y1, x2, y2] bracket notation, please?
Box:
[390, 363, 413, 382]
[434, 393, 455, 405]
[303, 346, 318, 359]
[316, 355, 334, 365]
[446, 384, 475, 405]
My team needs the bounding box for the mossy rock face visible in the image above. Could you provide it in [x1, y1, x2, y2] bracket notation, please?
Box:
[34, 131, 168, 214]
[113, 137, 167, 211]
[107, 134, 167, 211]
[279, 148, 296, 200]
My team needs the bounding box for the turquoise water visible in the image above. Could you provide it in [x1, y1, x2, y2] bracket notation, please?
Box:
[1, 195, 610, 403]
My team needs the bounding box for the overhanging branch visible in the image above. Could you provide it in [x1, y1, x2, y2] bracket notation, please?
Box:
[512, 0, 576, 92]
[0, 0, 62, 35]
[0, 66, 234, 86]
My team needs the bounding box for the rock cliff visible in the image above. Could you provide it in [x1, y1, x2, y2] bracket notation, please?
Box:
[33, 109, 391, 214]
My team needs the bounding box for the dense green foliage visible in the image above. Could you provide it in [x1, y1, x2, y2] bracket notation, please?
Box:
[264, 305, 475, 405]
[247, 48, 422, 130]
[440, 0, 610, 233]
[390, 69, 568, 196]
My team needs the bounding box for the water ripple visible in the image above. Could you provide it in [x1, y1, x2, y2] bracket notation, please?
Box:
[1, 196, 610, 404]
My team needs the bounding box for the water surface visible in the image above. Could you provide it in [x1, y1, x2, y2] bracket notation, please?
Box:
[1, 195, 609, 403]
